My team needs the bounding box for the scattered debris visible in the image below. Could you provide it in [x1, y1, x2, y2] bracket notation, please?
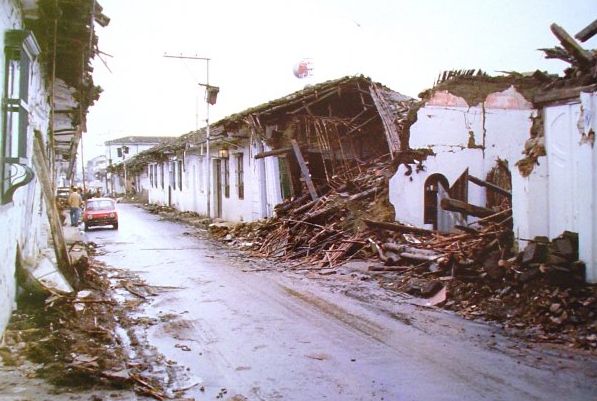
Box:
[197, 167, 596, 350]
[2, 249, 195, 400]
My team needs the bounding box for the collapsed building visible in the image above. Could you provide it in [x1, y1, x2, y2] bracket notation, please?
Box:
[121, 22, 596, 284]
[124, 75, 416, 222]
[389, 22, 597, 283]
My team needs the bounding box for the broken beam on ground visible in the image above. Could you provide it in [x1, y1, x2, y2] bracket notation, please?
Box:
[440, 198, 495, 218]
[363, 219, 435, 235]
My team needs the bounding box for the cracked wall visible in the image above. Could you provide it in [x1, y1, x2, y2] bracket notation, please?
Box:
[389, 86, 534, 229]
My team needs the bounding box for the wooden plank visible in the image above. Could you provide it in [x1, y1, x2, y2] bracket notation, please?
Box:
[534, 83, 597, 105]
[575, 19, 597, 42]
[468, 175, 511, 198]
[550, 23, 594, 66]
[345, 115, 378, 136]
[288, 89, 338, 115]
[369, 84, 401, 156]
[440, 197, 495, 218]
[254, 146, 292, 159]
[290, 139, 318, 201]
[32, 132, 79, 289]
[363, 219, 435, 235]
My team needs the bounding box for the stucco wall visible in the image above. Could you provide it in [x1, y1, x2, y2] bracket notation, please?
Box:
[535, 93, 597, 283]
[0, 0, 51, 335]
[144, 140, 282, 223]
[390, 87, 534, 229]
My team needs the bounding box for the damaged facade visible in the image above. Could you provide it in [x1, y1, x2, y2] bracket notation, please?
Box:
[124, 76, 415, 222]
[389, 22, 597, 283]
[0, 0, 107, 335]
[119, 23, 596, 284]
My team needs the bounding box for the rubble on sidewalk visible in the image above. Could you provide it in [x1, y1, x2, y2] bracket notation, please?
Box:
[0, 246, 195, 400]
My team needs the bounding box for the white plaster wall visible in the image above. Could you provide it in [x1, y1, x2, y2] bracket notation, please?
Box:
[185, 155, 207, 215]
[0, 205, 18, 335]
[390, 149, 484, 227]
[218, 141, 280, 222]
[0, 0, 51, 335]
[515, 95, 597, 283]
[483, 108, 534, 171]
[391, 87, 535, 231]
[264, 154, 283, 216]
[511, 160, 549, 244]
[220, 149, 250, 222]
[143, 140, 281, 223]
[105, 143, 157, 164]
[581, 92, 597, 283]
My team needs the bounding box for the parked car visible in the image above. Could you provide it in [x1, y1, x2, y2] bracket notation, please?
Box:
[82, 198, 118, 231]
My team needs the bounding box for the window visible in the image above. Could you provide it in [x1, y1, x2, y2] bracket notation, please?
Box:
[169, 161, 176, 189]
[160, 163, 164, 188]
[236, 153, 244, 199]
[149, 165, 153, 187]
[223, 158, 230, 198]
[1, 30, 39, 204]
[199, 159, 204, 192]
[177, 160, 183, 190]
[152, 165, 156, 187]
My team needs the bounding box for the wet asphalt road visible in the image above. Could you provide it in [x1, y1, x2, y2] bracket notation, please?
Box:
[87, 204, 597, 401]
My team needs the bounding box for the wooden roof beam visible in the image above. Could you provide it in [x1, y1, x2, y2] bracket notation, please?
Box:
[575, 18, 597, 42]
[550, 23, 594, 67]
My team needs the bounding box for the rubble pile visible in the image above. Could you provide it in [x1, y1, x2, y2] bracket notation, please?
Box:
[207, 178, 595, 350]
[0, 253, 177, 400]
[210, 155, 396, 267]
[368, 216, 596, 349]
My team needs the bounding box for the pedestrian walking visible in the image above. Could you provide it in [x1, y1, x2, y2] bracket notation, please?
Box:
[67, 187, 83, 226]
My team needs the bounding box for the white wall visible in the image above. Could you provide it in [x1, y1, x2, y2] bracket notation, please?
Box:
[0, 0, 51, 335]
[511, 160, 549, 243]
[390, 87, 534, 228]
[390, 148, 485, 227]
[105, 143, 157, 166]
[144, 139, 282, 223]
[537, 93, 597, 283]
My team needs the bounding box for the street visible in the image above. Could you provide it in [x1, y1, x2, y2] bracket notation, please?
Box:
[87, 204, 596, 401]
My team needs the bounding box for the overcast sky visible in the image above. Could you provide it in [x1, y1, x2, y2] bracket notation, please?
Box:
[82, 0, 597, 160]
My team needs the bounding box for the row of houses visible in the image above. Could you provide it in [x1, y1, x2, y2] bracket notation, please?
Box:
[0, 0, 107, 335]
[117, 22, 597, 284]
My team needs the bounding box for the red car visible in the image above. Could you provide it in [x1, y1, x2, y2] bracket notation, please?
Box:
[82, 198, 119, 231]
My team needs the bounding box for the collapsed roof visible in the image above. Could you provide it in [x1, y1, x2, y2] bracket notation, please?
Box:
[124, 76, 419, 181]
[23, 0, 108, 176]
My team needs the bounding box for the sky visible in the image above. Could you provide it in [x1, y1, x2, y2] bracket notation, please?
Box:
[82, 0, 597, 161]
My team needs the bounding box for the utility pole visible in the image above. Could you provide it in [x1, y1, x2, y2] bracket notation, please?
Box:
[80, 133, 86, 193]
[163, 54, 217, 220]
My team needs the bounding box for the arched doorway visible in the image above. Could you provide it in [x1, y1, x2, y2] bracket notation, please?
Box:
[424, 174, 449, 230]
